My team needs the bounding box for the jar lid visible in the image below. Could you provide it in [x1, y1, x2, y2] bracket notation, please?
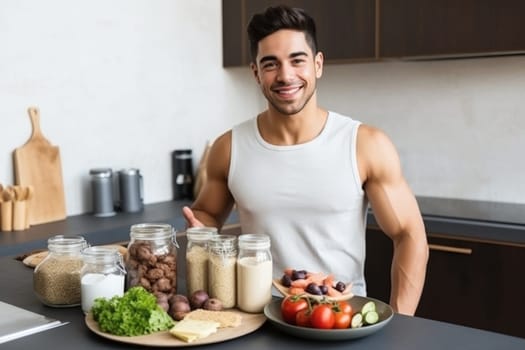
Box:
[47, 235, 88, 253]
[89, 168, 112, 178]
[82, 246, 121, 264]
[208, 234, 237, 251]
[186, 227, 218, 241]
[130, 223, 175, 240]
[238, 233, 271, 249]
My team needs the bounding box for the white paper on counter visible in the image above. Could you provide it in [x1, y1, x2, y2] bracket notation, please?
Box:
[0, 301, 67, 344]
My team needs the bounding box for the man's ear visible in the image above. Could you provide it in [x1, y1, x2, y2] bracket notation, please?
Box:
[315, 51, 324, 79]
[250, 62, 261, 84]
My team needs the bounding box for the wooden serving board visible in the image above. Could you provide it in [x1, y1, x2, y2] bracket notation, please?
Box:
[85, 309, 266, 347]
[13, 107, 66, 225]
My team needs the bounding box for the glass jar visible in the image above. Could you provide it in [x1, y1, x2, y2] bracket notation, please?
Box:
[33, 235, 88, 307]
[208, 235, 237, 308]
[185, 227, 218, 296]
[80, 246, 126, 314]
[236, 234, 272, 313]
[125, 223, 178, 297]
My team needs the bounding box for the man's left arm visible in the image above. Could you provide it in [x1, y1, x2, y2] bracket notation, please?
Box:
[358, 125, 429, 315]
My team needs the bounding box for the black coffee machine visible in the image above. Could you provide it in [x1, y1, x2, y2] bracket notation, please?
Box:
[172, 149, 194, 200]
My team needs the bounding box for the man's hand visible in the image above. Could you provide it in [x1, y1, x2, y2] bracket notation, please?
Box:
[182, 206, 204, 228]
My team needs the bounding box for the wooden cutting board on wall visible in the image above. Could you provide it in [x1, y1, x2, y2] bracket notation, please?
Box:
[13, 107, 66, 225]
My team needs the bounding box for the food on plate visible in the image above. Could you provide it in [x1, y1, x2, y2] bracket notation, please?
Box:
[350, 301, 379, 328]
[184, 309, 242, 328]
[280, 294, 379, 330]
[203, 297, 223, 311]
[274, 268, 353, 300]
[169, 319, 220, 343]
[91, 286, 174, 336]
[190, 289, 210, 309]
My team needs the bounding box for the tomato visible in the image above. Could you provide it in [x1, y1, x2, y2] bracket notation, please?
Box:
[334, 300, 353, 316]
[295, 308, 312, 327]
[281, 295, 308, 325]
[310, 304, 335, 329]
[333, 310, 352, 329]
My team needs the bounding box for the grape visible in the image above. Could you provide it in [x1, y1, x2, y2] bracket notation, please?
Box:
[305, 283, 322, 295]
[281, 274, 292, 287]
[335, 281, 346, 292]
[319, 285, 328, 295]
[291, 269, 307, 281]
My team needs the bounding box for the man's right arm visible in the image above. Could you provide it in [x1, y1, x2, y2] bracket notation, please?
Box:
[183, 131, 235, 229]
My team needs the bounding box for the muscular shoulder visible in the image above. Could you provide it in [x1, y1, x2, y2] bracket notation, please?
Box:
[356, 124, 402, 182]
[207, 130, 232, 179]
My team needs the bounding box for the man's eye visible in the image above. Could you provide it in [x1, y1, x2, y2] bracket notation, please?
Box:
[263, 62, 277, 69]
[292, 59, 305, 65]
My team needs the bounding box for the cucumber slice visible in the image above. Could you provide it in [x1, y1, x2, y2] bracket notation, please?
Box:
[350, 312, 363, 328]
[364, 311, 379, 325]
[361, 301, 376, 315]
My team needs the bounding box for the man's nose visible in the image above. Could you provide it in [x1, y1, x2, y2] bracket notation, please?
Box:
[276, 62, 293, 82]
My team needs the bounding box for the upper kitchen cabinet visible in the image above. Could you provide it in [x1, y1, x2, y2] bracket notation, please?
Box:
[379, 0, 525, 59]
[222, 0, 376, 67]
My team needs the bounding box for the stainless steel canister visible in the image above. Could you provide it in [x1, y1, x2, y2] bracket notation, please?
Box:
[89, 168, 116, 217]
[117, 168, 143, 213]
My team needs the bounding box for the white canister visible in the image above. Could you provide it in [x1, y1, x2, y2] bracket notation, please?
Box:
[80, 246, 126, 314]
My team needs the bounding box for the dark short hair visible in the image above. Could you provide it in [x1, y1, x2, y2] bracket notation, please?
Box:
[247, 5, 318, 63]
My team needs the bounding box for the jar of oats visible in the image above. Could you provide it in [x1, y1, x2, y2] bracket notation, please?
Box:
[185, 227, 218, 296]
[33, 235, 88, 307]
[208, 234, 237, 308]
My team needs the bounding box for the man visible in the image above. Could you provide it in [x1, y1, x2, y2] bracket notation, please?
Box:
[183, 5, 428, 315]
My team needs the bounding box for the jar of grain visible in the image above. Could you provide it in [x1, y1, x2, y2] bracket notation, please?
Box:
[80, 246, 126, 314]
[208, 234, 237, 308]
[33, 235, 88, 307]
[185, 227, 218, 296]
[236, 234, 272, 313]
[125, 223, 178, 299]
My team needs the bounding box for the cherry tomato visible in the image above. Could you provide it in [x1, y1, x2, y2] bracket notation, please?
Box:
[281, 295, 308, 325]
[295, 308, 312, 327]
[333, 310, 352, 329]
[310, 304, 335, 329]
[335, 300, 353, 316]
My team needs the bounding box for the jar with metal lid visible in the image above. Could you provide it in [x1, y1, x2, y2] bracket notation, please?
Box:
[236, 234, 272, 313]
[33, 235, 88, 307]
[208, 234, 237, 308]
[80, 246, 126, 314]
[125, 223, 178, 298]
[185, 226, 218, 296]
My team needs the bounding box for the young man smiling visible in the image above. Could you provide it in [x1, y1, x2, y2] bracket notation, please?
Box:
[183, 5, 428, 315]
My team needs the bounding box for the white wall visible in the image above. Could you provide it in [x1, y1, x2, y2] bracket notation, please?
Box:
[1, 0, 524, 217]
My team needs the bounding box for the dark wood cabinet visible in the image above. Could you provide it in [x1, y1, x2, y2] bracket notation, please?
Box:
[365, 226, 525, 338]
[223, 0, 525, 66]
[222, 0, 376, 67]
[379, 0, 525, 58]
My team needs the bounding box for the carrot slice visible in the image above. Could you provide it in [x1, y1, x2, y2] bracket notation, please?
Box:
[288, 287, 305, 295]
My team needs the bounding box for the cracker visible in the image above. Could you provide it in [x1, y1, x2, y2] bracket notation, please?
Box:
[184, 309, 242, 328]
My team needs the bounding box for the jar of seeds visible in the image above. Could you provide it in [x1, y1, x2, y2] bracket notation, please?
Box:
[185, 226, 218, 296]
[208, 235, 237, 308]
[33, 235, 88, 307]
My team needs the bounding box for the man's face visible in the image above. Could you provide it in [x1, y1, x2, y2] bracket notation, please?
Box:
[251, 29, 323, 116]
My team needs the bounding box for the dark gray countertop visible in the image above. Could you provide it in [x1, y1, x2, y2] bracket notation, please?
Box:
[1, 234, 524, 350]
[2, 197, 524, 259]
[369, 196, 525, 245]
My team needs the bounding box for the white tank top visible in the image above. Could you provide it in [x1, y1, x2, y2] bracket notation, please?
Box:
[229, 111, 368, 296]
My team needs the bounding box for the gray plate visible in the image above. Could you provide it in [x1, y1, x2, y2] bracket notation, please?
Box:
[263, 295, 394, 341]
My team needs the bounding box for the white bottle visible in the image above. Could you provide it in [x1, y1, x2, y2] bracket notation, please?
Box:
[236, 234, 272, 313]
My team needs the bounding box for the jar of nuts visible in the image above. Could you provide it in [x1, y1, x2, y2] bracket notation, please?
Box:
[33, 235, 88, 307]
[125, 223, 178, 298]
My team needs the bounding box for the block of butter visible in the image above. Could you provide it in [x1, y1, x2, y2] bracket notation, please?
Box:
[169, 319, 221, 343]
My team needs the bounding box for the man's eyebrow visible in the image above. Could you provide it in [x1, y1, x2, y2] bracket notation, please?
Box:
[258, 51, 309, 65]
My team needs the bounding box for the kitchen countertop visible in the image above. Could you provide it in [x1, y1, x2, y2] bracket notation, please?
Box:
[1, 233, 525, 350]
[1, 196, 524, 258]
